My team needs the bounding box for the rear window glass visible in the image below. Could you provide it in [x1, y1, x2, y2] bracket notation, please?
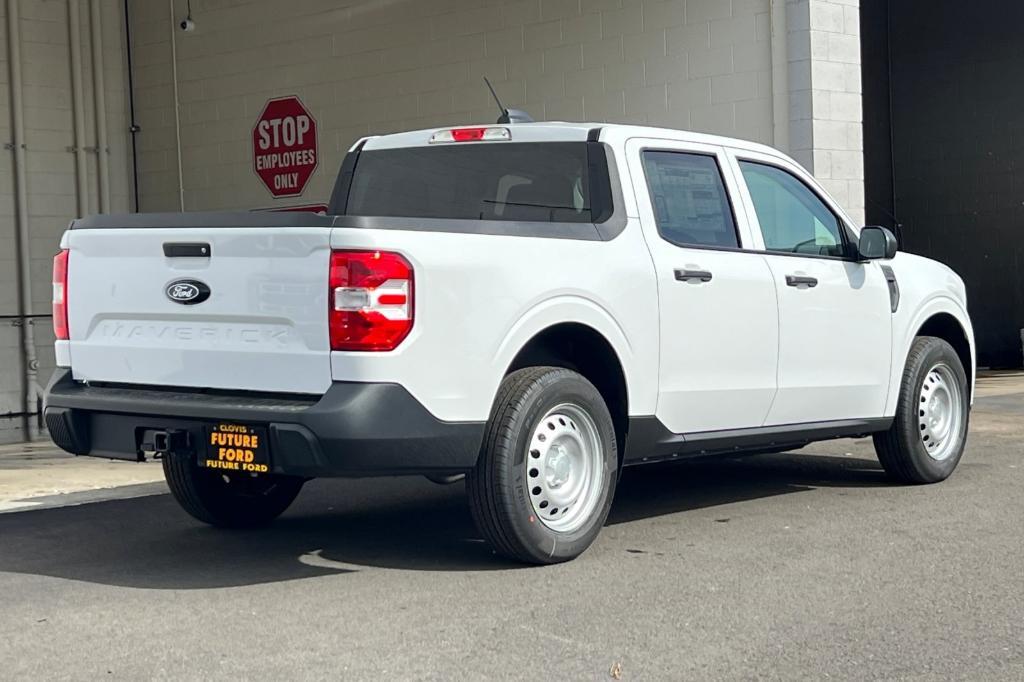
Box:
[343, 142, 602, 223]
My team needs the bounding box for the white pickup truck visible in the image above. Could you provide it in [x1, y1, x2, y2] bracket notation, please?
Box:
[44, 122, 974, 564]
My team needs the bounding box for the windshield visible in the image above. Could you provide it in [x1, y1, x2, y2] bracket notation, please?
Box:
[340, 142, 605, 223]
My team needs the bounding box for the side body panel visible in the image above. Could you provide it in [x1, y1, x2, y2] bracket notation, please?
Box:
[621, 137, 779, 433]
[327, 223, 661, 423]
[758, 254, 893, 424]
[723, 147, 894, 424]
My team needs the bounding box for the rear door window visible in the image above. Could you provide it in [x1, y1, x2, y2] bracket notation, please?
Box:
[640, 151, 740, 249]
[343, 142, 606, 223]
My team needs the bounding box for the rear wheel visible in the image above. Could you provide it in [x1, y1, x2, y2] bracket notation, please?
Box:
[162, 452, 304, 527]
[873, 336, 970, 484]
[467, 367, 618, 564]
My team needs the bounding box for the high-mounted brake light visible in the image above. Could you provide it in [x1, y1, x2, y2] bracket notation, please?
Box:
[428, 127, 511, 143]
[329, 250, 413, 351]
[52, 249, 69, 340]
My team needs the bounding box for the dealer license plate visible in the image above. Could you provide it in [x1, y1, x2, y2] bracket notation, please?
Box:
[201, 423, 270, 475]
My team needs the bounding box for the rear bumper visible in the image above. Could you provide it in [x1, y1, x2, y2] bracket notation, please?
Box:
[43, 368, 485, 477]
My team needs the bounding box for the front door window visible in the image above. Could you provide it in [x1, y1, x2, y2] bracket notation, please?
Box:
[738, 161, 845, 257]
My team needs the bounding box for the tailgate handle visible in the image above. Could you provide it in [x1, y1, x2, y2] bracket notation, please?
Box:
[164, 242, 211, 258]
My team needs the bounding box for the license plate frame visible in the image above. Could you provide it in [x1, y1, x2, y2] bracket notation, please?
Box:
[200, 423, 271, 475]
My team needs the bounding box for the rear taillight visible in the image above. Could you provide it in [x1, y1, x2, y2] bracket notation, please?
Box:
[329, 250, 413, 351]
[52, 249, 69, 340]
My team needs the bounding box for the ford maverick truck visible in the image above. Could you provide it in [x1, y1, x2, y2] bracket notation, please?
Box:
[44, 122, 974, 564]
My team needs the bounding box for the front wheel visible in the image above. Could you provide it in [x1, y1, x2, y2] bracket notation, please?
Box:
[467, 367, 618, 564]
[873, 336, 970, 484]
[163, 452, 305, 527]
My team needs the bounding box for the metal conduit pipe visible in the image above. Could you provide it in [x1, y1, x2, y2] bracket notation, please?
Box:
[5, 0, 40, 440]
[89, 0, 111, 212]
[169, 0, 185, 210]
[68, 0, 89, 217]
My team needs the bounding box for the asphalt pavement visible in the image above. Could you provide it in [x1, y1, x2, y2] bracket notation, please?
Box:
[1, 377, 1022, 680]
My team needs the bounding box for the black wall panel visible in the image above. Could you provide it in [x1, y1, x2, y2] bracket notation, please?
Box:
[863, 0, 1024, 367]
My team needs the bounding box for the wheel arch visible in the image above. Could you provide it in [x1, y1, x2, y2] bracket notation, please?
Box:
[503, 321, 630, 462]
[916, 312, 974, 397]
[888, 297, 975, 415]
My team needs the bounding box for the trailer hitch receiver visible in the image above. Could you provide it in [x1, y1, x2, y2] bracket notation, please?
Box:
[138, 428, 193, 460]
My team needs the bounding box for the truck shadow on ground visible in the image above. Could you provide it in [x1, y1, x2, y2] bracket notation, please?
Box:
[0, 451, 889, 589]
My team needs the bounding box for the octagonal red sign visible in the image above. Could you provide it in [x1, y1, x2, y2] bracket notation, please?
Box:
[252, 96, 318, 198]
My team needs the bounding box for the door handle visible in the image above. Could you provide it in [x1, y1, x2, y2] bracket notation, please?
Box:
[785, 275, 818, 288]
[674, 269, 713, 283]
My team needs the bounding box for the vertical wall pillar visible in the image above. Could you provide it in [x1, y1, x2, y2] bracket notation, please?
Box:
[786, 0, 864, 225]
[68, 0, 90, 218]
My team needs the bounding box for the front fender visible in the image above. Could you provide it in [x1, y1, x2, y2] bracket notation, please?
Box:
[885, 294, 976, 415]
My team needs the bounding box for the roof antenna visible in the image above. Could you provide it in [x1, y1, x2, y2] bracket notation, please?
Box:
[483, 77, 534, 124]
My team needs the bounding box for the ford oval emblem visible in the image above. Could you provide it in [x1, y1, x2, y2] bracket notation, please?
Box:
[165, 279, 211, 305]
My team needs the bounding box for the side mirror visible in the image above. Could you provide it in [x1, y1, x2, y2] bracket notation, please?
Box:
[857, 226, 898, 260]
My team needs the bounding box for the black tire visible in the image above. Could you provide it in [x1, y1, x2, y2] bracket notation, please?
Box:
[467, 367, 618, 564]
[873, 336, 970, 484]
[162, 451, 304, 527]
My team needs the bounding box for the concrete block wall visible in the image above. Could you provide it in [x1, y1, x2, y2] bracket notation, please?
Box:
[786, 0, 863, 225]
[0, 0, 133, 443]
[130, 0, 779, 212]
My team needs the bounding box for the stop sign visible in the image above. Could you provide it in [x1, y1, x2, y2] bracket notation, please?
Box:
[252, 96, 318, 198]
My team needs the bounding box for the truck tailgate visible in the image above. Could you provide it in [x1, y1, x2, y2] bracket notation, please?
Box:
[65, 224, 333, 395]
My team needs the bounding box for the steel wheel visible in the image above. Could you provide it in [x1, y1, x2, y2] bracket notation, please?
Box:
[525, 403, 605, 533]
[917, 362, 964, 462]
[468, 367, 618, 564]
